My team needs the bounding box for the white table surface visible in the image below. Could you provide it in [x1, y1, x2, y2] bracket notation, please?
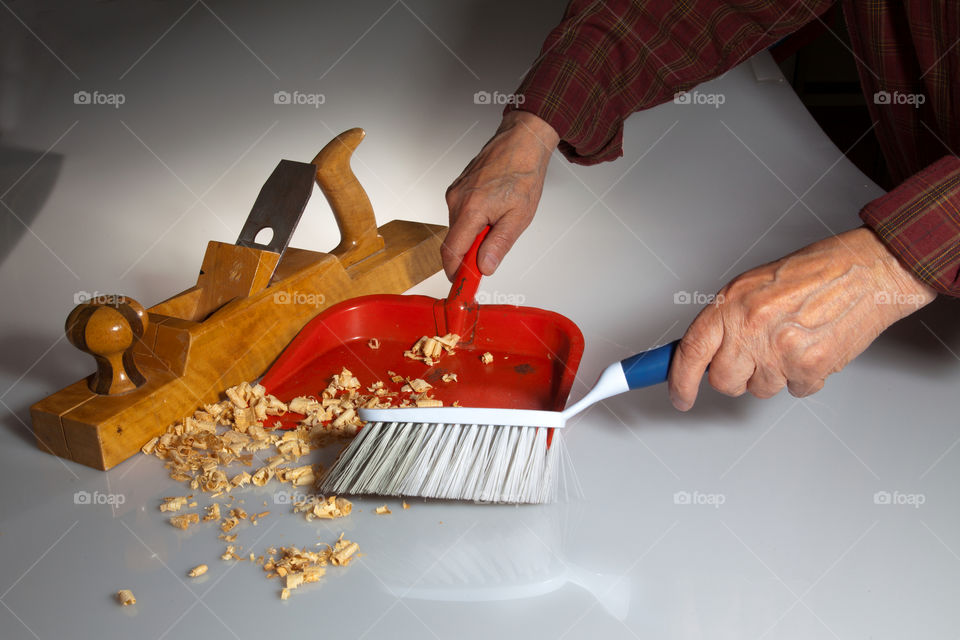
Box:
[2, 2, 959, 638]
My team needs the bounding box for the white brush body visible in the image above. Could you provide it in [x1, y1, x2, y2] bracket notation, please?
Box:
[321, 362, 630, 504]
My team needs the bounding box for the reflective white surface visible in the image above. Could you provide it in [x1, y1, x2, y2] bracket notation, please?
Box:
[2, 1, 959, 638]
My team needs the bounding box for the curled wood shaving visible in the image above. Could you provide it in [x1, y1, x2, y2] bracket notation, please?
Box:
[367, 338, 380, 349]
[169, 513, 199, 530]
[160, 496, 191, 512]
[374, 505, 391, 515]
[203, 503, 221, 522]
[404, 333, 460, 365]
[294, 495, 352, 521]
[402, 501, 410, 510]
[220, 517, 239, 533]
[331, 537, 359, 566]
[260, 537, 363, 598]
[441, 373, 458, 383]
[480, 352, 494, 364]
[221, 545, 244, 561]
[188, 564, 208, 578]
[116, 589, 136, 606]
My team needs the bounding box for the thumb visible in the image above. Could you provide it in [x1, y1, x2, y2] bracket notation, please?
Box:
[477, 210, 529, 276]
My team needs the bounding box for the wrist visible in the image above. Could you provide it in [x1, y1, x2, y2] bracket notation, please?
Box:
[855, 226, 937, 308]
[499, 109, 560, 151]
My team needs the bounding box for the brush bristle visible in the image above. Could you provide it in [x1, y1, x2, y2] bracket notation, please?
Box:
[319, 422, 565, 504]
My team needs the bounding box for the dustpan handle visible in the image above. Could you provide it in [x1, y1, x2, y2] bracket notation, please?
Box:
[443, 226, 490, 336]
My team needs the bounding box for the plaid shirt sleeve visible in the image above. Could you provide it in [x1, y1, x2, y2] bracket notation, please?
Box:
[859, 156, 960, 295]
[507, 0, 834, 165]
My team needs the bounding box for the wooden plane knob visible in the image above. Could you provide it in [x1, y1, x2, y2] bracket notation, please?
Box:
[66, 296, 148, 395]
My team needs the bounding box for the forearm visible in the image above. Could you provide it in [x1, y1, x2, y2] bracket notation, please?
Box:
[510, 0, 835, 164]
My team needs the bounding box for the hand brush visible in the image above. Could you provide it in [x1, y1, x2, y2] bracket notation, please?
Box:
[320, 338, 678, 504]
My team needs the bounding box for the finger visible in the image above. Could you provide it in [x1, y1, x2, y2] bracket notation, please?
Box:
[746, 365, 787, 399]
[441, 208, 490, 281]
[476, 209, 530, 275]
[707, 338, 755, 397]
[787, 376, 824, 398]
[668, 306, 724, 411]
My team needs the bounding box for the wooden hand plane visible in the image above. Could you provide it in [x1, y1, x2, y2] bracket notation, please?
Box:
[31, 128, 445, 470]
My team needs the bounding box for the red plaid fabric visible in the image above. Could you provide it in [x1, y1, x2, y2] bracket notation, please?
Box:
[509, 0, 960, 295]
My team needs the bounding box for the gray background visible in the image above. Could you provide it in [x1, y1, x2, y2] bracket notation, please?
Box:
[2, 1, 959, 638]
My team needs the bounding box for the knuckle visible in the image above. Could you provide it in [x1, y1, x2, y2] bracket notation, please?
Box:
[791, 342, 830, 375]
[773, 325, 807, 355]
[708, 368, 747, 397]
[677, 334, 713, 363]
[743, 298, 779, 328]
[787, 377, 823, 397]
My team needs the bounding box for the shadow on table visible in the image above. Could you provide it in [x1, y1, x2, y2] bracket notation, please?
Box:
[0, 330, 86, 447]
[0, 142, 63, 267]
[865, 296, 960, 374]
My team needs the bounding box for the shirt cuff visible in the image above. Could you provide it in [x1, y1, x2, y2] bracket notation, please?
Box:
[859, 155, 960, 296]
[504, 84, 624, 166]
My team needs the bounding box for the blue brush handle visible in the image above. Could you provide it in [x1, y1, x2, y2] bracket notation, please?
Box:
[619, 340, 679, 390]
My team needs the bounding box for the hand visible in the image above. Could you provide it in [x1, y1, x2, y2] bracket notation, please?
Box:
[668, 227, 937, 410]
[442, 110, 559, 279]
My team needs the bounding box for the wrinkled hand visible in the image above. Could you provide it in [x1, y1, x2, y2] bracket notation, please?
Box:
[442, 110, 559, 279]
[668, 227, 937, 410]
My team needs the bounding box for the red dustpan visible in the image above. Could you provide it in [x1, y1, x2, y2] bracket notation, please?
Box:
[260, 228, 585, 434]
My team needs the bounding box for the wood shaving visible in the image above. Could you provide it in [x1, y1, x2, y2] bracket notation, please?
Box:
[220, 517, 239, 533]
[374, 505, 391, 515]
[116, 589, 136, 606]
[169, 513, 199, 530]
[160, 496, 190, 512]
[294, 495, 352, 521]
[188, 564, 208, 578]
[402, 501, 410, 510]
[203, 503, 221, 522]
[221, 545, 244, 561]
[441, 373, 458, 383]
[330, 536, 359, 566]
[259, 536, 360, 599]
[404, 333, 460, 365]
[367, 338, 380, 349]
[480, 352, 494, 364]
